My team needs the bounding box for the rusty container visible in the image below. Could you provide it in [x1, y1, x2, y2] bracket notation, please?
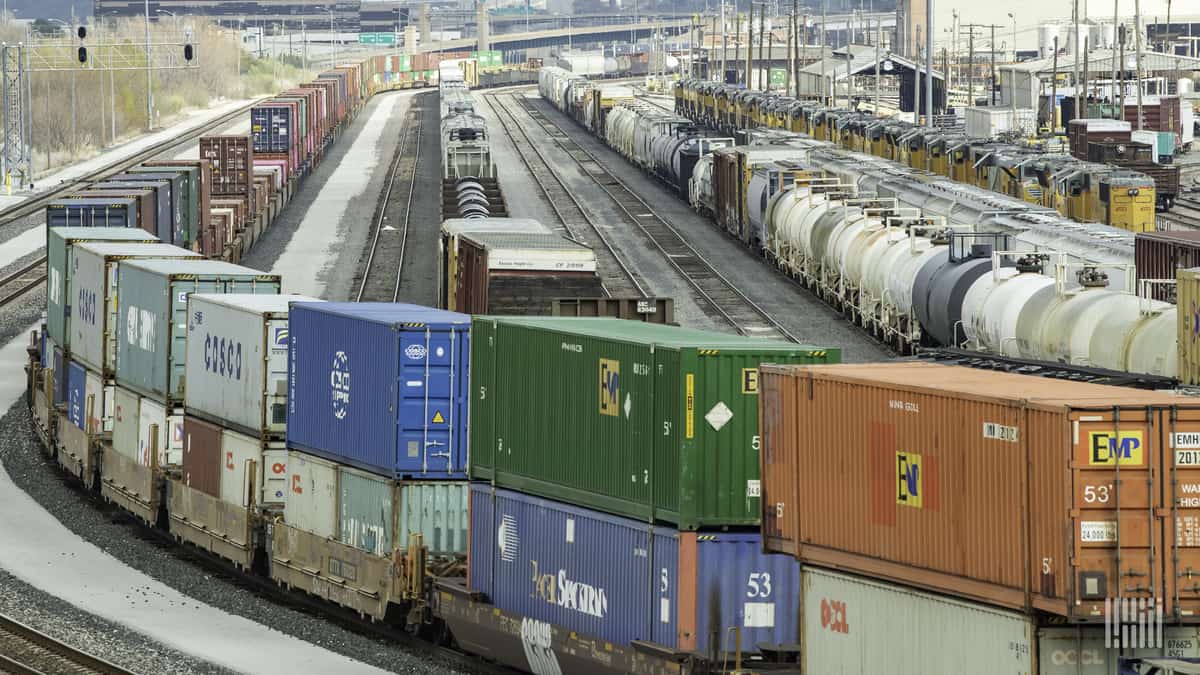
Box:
[1136, 230, 1200, 301]
[182, 415, 222, 498]
[199, 136, 255, 213]
[760, 362, 1200, 622]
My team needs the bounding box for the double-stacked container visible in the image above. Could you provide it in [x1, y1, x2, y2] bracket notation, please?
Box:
[467, 316, 840, 659]
[759, 362, 1200, 622]
[182, 294, 318, 509]
[282, 303, 473, 557]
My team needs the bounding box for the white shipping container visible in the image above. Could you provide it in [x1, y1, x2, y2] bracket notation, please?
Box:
[137, 397, 183, 466]
[262, 448, 288, 506]
[184, 294, 320, 436]
[1132, 129, 1160, 162]
[83, 369, 111, 434]
[69, 242, 199, 375]
[283, 450, 337, 538]
[800, 567, 1034, 674]
[112, 387, 139, 461]
[219, 428, 284, 508]
[1038, 625, 1200, 674]
[964, 106, 1037, 139]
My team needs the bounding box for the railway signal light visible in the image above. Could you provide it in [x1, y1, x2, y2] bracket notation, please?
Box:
[77, 26, 86, 40]
[184, 43, 194, 61]
[77, 47, 87, 63]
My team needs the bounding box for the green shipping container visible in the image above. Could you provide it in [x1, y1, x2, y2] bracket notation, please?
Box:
[114, 259, 280, 402]
[47, 227, 159, 352]
[127, 165, 199, 247]
[338, 468, 468, 557]
[398, 54, 411, 72]
[469, 317, 840, 529]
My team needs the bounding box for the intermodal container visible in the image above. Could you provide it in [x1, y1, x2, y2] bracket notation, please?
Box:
[220, 428, 285, 508]
[46, 227, 158, 351]
[70, 242, 200, 376]
[337, 467, 468, 556]
[143, 160, 212, 251]
[251, 103, 295, 154]
[1180, 268, 1200, 386]
[114, 259, 281, 402]
[51, 345, 66, 405]
[283, 450, 338, 538]
[1137, 231, 1200, 301]
[46, 198, 137, 229]
[138, 396, 183, 466]
[76, 188, 157, 236]
[1038, 625, 1200, 674]
[200, 136, 255, 207]
[112, 387, 139, 461]
[467, 483, 801, 655]
[66, 360, 86, 430]
[93, 180, 173, 245]
[469, 317, 840, 529]
[798, 566, 1035, 674]
[184, 294, 319, 437]
[182, 414, 222, 498]
[759, 362, 1200, 621]
[84, 368, 108, 433]
[286, 303, 471, 479]
[111, 172, 186, 246]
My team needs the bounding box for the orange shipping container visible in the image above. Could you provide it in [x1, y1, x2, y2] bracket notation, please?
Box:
[760, 362, 1200, 622]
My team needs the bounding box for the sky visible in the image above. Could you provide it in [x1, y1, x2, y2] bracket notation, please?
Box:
[932, 0, 1184, 50]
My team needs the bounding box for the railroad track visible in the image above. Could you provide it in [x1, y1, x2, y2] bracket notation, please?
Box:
[355, 107, 423, 302]
[481, 93, 647, 299]
[0, 100, 260, 313]
[1159, 197, 1200, 231]
[0, 610, 134, 674]
[512, 94, 799, 342]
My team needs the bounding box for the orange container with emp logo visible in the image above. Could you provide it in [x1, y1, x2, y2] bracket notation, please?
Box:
[760, 362, 1200, 622]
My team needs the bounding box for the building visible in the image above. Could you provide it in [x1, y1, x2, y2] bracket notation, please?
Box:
[92, 0, 365, 32]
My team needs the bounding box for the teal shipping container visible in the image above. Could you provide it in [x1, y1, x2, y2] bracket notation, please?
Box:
[338, 467, 468, 557]
[126, 165, 200, 248]
[114, 259, 280, 402]
[46, 227, 158, 351]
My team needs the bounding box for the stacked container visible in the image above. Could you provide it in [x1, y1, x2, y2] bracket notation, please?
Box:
[282, 303, 473, 558]
[200, 136, 256, 223]
[467, 316, 840, 658]
[182, 294, 318, 509]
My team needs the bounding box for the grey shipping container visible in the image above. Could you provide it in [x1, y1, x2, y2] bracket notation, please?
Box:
[70, 242, 200, 376]
[91, 180, 173, 245]
[184, 293, 320, 437]
[115, 170, 188, 247]
[115, 259, 281, 402]
[1038, 625, 1200, 674]
[75, 189, 157, 236]
[338, 467, 468, 556]
[46, 227, 158, 352]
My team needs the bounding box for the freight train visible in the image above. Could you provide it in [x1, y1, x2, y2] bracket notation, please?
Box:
[29, 247, 1200, 674]
[536, 66, 1180, 380]
[674, 79, 1176, 225]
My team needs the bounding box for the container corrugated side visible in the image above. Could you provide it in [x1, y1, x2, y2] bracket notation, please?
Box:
[46, 227, 158, 351]
[283, 450, 338, 538]
[338, 467, 394, 555]
[759, 361, 1200, 621]
[220, 428, 284, 507]
[1137, 233, 1200, 302]
[286, 302, 470, 479]
[69, 242, 198, 376]
[137, 397, 183, 466]
[468, 483, 800, 655]
[183, 415, 222, 497]
[1038, 625, 1200, 674]
[84, 369, 109, 434]
[1179, 268, 1200, 385]
[398, 481, 467, 556]
[184, 294, 318, 436]
[66, 360, 86, 430]
[800, 567, 1034, 674]
[115, 259, 280, 402]
[469, 316, 839, 529]
[112, 387, 139, 461]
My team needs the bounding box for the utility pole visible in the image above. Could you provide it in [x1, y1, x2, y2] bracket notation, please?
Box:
[1134, 0, 1143, 129]
[925, 0, 933, 124]
[734, 9, 742, 84]
[1082, 37, 1089, 104]
[1118, 24, 1126, 110]
[820, 0, 827, 103]
[757, 1, 765, 90]
[721, 3, 728, 82]
[1072, 0, 1080, 122]
[801, 13, 808, 96]
[1050, 35, 1059, 131]
[967, 28, 974, 106]
[787, 3, 794, 93]
[746, 3, 753, 87]
[915, 25, 922, 121]
[990, 23, 996, 105]
[1111, 1, 1118, 105]
[875, 18, 881, 112]
[144, 0, 153, 130]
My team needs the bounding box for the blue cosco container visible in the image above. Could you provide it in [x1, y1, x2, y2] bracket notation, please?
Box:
[287, 303, 470, 479]
[468, 483, 800, 655]
[66, 360, 86, 430]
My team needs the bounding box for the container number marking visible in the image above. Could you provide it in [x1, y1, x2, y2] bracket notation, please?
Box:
[1080, 521, 1117, 543]
[820, 598, 850, 634]
[983, 422, 1019, 443]
[746, 480, 761, 498]
[1179, 451, 1200, 467]
[1173, 433, 1200, 449]
[1083, 484, 1112, 504]
[746, 572, 772, 599]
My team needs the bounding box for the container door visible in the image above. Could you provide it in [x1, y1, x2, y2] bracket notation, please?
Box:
[168, 278, 222, 400]
[1161, 406, 1200, 620]
[396, 325, 466, 476]
[1071, 409, 1160, 619]
[468, 319, 496, 478]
